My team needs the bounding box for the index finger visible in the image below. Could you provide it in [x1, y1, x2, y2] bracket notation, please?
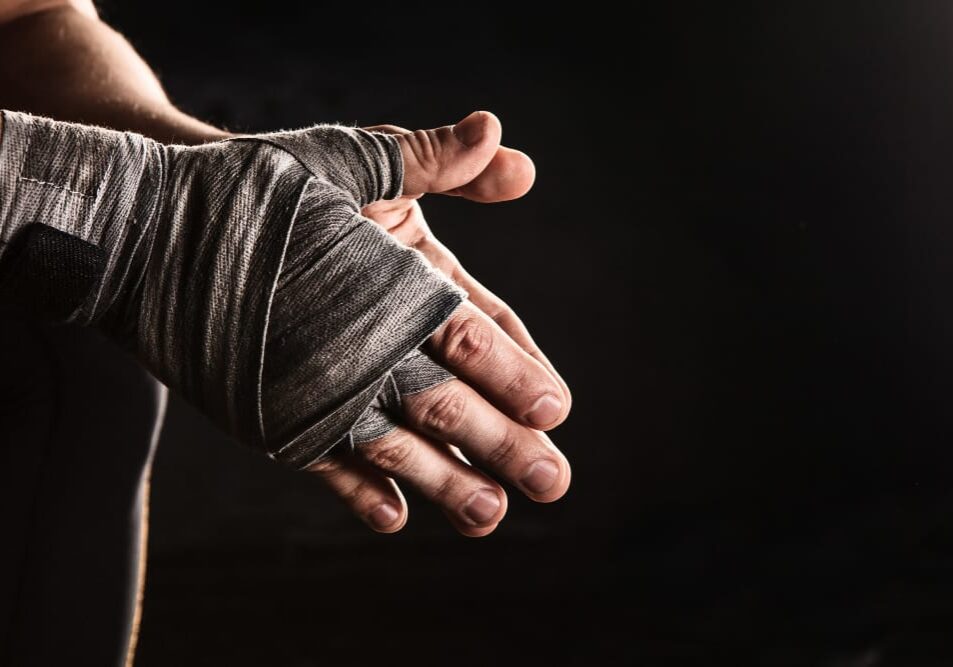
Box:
[426, 300, 569, 430]
[413, 233, 572, 412]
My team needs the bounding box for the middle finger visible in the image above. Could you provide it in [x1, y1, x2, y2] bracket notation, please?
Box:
[356, 425, 508, 537]
[402, 379, 571, 503]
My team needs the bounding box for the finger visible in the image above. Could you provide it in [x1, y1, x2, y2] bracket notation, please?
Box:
[356, 426, 508, 537]
[367, 119, 535, 203]
[456, 269, 572, 409]
[307, 455, 408, 533]
[403, 380, 571, 503]
[413, 232, 572, 411]
[358, 199, 571, 409]
[396, 110, 502, 196]
[443, 147, 536, 202]
[426, 300, 570, 430]
[360, 195, 425, 235]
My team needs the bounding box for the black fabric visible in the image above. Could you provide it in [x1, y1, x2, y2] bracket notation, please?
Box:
[0, 224, 105, 322]
[0, 112, 465, 469]
[0, 313, 165, 667]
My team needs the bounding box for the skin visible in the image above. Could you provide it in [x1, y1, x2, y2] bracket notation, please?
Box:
[0, 1, 572, 537]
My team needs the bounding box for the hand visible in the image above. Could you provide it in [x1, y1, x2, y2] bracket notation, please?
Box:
[308, 111, 572, 537]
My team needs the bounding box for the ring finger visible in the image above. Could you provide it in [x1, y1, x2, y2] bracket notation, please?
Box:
[307, 455, 408, 534]
[355, 425, 509, 537]
[402, 379, 571, 503]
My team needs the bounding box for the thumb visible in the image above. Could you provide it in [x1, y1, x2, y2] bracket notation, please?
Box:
[397, 110, 502, 196]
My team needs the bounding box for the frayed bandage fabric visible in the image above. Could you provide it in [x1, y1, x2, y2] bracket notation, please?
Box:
[0, 111, 465, 468]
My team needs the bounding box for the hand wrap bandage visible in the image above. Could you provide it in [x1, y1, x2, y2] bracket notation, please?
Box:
[0, 111, 465, 468]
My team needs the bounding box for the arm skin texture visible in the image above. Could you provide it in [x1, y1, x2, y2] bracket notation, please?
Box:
[0, 0, 573, 540]
[0, 0, 228, 144]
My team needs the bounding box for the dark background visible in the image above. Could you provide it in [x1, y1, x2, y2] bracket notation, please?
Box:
[96, 2, 953, 664]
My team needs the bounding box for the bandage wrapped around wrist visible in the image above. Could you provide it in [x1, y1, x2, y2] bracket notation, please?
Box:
[0, 111, 465, 467]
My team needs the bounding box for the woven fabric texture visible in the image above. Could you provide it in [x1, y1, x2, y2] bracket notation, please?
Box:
[0, 111, 465, 467]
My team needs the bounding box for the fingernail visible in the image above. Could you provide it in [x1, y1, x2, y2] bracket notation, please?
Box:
[525, 394, 562, 428]
[453, 111, 486, 147]
[369, 504, 400, 530]
[521, 459, 560, 494]
[463, 489, 501, 525]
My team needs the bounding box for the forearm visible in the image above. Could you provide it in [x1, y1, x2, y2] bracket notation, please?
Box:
[0, 109, 463, 467]
[0, 1, 227, 144]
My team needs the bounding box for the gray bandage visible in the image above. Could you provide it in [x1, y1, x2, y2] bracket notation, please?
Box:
[0, 111, 465, 468]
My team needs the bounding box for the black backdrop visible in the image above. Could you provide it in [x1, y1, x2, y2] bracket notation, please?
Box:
[96, 2, 953, 664]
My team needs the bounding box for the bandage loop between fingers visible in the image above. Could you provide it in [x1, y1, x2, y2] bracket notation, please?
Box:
[0, 111, 465, 468]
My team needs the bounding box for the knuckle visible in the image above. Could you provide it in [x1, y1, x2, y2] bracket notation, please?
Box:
[409, 227, 436, 251]
[411, 385, 468, 434]
[407, 228, 429, 249]
[485, 429, 521, 469]
[308, 455, 346, 477]
[340, 477, 373, 506]
[522, 342, 545, 362]
[437, 314, 494, 368]
[501, 365, 531, 397]
[411, 129, 437, 166]
[362, 434, 416, 474]
[432, 470, 463, 504]
[487, 303, 514, 328]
